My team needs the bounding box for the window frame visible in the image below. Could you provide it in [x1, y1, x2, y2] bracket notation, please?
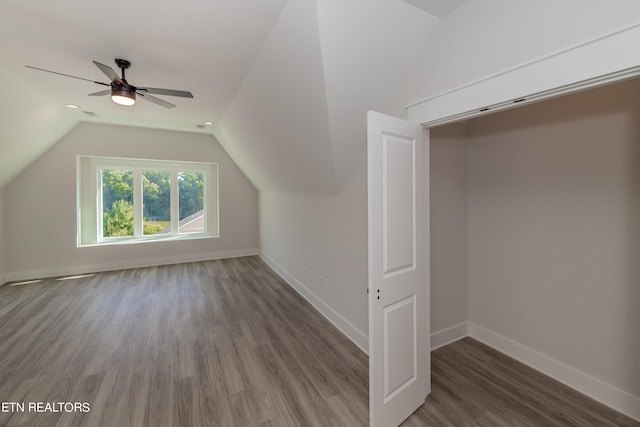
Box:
[77, 156, 219, 247]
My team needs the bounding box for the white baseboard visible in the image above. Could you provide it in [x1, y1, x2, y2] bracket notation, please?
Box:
[469, 322, 640, 422]
[259, 251, 369, 354]
[4, 248, 260, 283]
[431, 321, 469, 350]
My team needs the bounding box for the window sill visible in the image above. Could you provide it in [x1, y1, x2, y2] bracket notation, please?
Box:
[78, 233, 219, 248]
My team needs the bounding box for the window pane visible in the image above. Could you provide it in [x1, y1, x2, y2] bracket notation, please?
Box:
[102, 169, 134, 237]
[178, 171, 205, 234]
[143, 171, 171, 235]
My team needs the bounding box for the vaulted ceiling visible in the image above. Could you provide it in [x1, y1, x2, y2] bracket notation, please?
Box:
[0, 0, 460, 193]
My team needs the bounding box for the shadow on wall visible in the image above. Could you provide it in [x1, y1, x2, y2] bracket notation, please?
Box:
[469, 79, 640, 138]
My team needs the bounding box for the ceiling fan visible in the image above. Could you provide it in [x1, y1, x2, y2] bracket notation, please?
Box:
[25, 58, 193, 108]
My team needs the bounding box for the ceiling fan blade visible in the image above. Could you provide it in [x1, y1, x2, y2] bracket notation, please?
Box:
[93, 61, 123, 84]
[25, 65, 109, 86]
[137, 92, 176, 109]
[137, 87, 194, 98]
[88, 90, 111, 96]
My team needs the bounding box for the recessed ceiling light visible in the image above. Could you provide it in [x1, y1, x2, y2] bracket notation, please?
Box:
[9, 279, 42, 287]
[55, 274, 95, 281]
[205, 121, 214, 126]
[66, 104, 79, 109]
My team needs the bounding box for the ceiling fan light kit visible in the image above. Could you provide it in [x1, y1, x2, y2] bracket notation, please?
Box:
[111, 87, 136, 106]
[25, 58, 194, 109]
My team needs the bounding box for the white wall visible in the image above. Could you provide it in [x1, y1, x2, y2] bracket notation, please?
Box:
[467, 79, 640, 401]
[0, 188, 5, 284]
[4, 123, 259, 281]
[255, 0, 438, 352]
[429, 123, 468, 344]
[259, 125, 472, 352]
[259, 153, 369, 350]
[406, 0, 640, 104]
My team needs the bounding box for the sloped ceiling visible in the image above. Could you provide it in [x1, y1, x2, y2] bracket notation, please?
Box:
[213, 0, 336, 194]
[0, 66, 77, 184]
[0, 0, 448, 193]
[401, 0, 466, 17]
[316, 0, 438, 188]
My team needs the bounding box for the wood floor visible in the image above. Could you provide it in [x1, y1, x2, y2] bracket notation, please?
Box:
[405, 339, 639, 427]
[0, 256, 637, 426]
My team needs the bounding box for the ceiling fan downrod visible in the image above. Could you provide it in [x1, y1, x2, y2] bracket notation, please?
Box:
[115, 58, 131, 82]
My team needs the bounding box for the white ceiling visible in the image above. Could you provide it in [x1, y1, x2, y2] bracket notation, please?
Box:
[402, 0, 466, 17]
[0, 0, 457, 192]
[0, 0, 287, 129]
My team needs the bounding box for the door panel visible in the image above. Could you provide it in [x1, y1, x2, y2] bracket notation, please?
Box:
[383, 133, 415, 276]
[384, 295, 416, 401]
[368, 111, 429, 427]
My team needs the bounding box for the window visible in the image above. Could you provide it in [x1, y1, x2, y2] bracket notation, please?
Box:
[102, 168, 134, 237]
[178, 172, 205, 234]
[142, 170, 171, 235]
[77, 156, 218, 246]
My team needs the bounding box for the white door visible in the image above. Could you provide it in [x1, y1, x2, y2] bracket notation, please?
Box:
[367, 111, 430, 427]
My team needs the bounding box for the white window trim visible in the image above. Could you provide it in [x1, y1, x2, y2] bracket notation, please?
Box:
[77, 156, 219, 247]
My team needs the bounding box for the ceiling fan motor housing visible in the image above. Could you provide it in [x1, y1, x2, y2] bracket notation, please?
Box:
[111, 81, 136, 93]
[115, 58, 131, 70]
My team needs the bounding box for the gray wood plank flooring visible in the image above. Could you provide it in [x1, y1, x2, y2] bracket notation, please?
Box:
[0, 256, 637, 426]
[405, 338, 639, 427]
